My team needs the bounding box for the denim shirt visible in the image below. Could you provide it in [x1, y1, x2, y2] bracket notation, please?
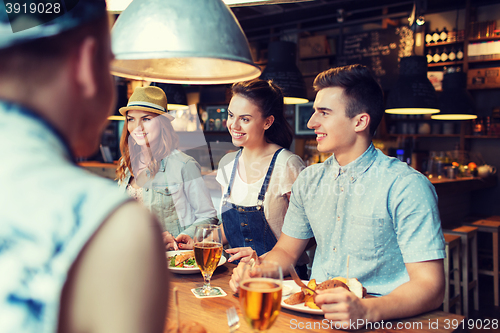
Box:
[119, 150, 217, 238]
[282, 143, 445, 296]
[0, 101, 130, 333]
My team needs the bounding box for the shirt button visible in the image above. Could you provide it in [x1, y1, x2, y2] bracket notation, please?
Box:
[241, 223, 247, 227]
[337, 216, 340, 221]
[333, 247, 337, 252]
[340, 187, 344, 192]
[238, 207, 244, 212]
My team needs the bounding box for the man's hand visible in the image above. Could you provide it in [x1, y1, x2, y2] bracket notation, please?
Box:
[176, 234, 193, 250]
[315, 288, 369, 330]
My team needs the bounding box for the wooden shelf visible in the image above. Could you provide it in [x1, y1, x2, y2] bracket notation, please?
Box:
[469, 36, 500, 42]
[428, 60, 464, 67]
[426, 40, 464, 47]
[467, 58, 500, 64]
[464, 135, 500, 139]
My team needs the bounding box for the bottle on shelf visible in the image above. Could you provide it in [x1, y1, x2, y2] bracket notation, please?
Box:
[433, 48, 441, 63]
[432, 28, 441, 43]
[456, 46, 464, 60]
[440, 27, 448, 43]
[440, 47, 449, 62]
[425, 31, 433, 44]
[426, 48, 433, 63]
[448, 47, 457, 61]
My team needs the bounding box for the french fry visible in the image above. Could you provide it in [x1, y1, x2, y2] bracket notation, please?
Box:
[302, 279, 316, 295]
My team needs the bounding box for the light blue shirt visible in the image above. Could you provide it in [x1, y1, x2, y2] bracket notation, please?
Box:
[0, 101, 130, 332]
[282, 143, 445, 296]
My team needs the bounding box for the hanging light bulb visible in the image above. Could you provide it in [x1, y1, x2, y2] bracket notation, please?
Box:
[260, 41, 309, 104]
[111, 0, 261, 84]
[432, 71, 477, 120]
[385, 56, 440, 115]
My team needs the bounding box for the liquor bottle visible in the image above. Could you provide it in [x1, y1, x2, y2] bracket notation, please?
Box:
[433, 48, 441, 63]
[425, 31, 433, 44]
[426, 48, 433, 63]
[448, 47, 457, 61]
[440, 27, 448, 42]
[456, 46, 464, 60]
[432, 28, 440, 43]
[440, 47, 448, 62]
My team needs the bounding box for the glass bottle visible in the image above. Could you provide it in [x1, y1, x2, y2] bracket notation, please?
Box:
[426, 48, 433, 63]
[432, 28, 441, 43]
[433, 48, 441, 63]
[440, 27, 448, 42]
[440, 47, 449, 62]
[448, 47, 457, 61]
[457, 47, 464, 60]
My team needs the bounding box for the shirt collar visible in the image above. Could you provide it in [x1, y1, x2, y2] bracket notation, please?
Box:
[329, 143, 377, 182]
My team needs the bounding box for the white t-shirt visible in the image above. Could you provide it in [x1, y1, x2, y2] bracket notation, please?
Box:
[216, 149, 305, 240]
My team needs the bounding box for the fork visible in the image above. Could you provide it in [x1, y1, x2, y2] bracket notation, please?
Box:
[289, 264, 317, 295]
[226, 306, 240, 333]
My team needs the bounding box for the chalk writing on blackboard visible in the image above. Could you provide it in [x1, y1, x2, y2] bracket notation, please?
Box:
[338, 26, 413, 90]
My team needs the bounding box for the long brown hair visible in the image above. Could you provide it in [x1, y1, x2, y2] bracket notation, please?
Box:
[116, 113, 179, 182]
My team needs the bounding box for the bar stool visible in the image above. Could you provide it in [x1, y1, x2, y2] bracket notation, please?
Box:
[445, 226, 479, 318]
[443, 233, 462, 314]
[467, 219, 500, 306]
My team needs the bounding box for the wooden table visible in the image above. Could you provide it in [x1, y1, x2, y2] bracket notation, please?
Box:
[167, 263, 466, 333]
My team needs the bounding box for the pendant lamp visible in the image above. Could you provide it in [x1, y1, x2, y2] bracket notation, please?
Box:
[150, 82, 188, 110]
[260, 41, 308, 104]
[111, 0, 261, 84]
[431, 71, 476, 120]
[385, 56, 440, 115]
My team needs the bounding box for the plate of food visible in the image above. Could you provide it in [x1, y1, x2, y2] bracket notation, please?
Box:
[281, 277, 365, 315]
[166, 250, 227, 274]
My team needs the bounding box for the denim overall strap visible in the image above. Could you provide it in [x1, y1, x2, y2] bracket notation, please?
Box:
[221, 148, 283, 258]
[256, 148, 284, 209]
[222, 148, 242, 206]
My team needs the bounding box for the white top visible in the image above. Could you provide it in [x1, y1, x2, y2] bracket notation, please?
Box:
[216, 149, 305, 240]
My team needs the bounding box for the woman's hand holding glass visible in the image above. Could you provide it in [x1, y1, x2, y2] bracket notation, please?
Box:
[192, 224, 223, 296]
[239, 261, 283, 332]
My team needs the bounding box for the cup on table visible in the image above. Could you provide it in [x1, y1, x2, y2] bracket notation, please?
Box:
[239, 261, 283, 332]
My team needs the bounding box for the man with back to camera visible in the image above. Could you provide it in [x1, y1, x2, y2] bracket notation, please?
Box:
[230, 64, 445, 328]
[0, 1, 168, 332]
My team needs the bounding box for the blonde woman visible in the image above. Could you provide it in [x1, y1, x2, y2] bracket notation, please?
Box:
[117, 86, 217, 250]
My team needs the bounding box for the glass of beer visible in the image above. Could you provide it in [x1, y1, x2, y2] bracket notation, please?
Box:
[239, 261, 283, 332]
[193, 224, 223, 296]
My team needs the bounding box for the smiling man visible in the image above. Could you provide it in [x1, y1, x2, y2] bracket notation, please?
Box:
[230, 64, 445, 327]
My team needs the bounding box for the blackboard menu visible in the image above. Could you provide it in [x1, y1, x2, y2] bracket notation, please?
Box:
[338, 26, 413, 90]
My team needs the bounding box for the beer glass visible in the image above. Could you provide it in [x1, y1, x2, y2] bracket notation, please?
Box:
[193, 224, 223, 296]
[239, 261, 283, 331]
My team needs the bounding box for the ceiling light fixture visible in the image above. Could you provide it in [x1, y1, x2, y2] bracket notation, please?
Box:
[260, 41, 308, 104]
[110, 0, 261, 84]
[385, 56, 440, 115]
[431, 71, 477, 120]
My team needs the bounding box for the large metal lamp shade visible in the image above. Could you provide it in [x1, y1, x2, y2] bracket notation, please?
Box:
[385, 56, 440, 115]
[260, 41, 308, 104]
[431, 72, 476, 120]
[111, 0, 261, 84]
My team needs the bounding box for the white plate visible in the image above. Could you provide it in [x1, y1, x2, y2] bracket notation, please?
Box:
[166, 250, 227, 274]
[281, 280, 323, 315]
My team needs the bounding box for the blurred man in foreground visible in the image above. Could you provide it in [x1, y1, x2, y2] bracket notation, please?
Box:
[0, 1, 168, 332]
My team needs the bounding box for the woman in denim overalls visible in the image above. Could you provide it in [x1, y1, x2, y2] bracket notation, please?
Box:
[216, 79, 309, 277]
[116, 86, 218, 250]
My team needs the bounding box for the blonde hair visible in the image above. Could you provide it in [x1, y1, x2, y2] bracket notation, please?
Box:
[116, 113, 179, 182]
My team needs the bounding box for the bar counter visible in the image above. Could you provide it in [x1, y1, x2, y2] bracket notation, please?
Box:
[429, 176, 497, 228]
[166, 263, 465, 333]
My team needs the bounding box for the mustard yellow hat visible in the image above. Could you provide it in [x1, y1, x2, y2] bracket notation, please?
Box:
[119, 86, 174, 120]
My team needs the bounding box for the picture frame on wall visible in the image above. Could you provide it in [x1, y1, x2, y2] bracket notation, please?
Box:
[295, 102, 315, 135]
